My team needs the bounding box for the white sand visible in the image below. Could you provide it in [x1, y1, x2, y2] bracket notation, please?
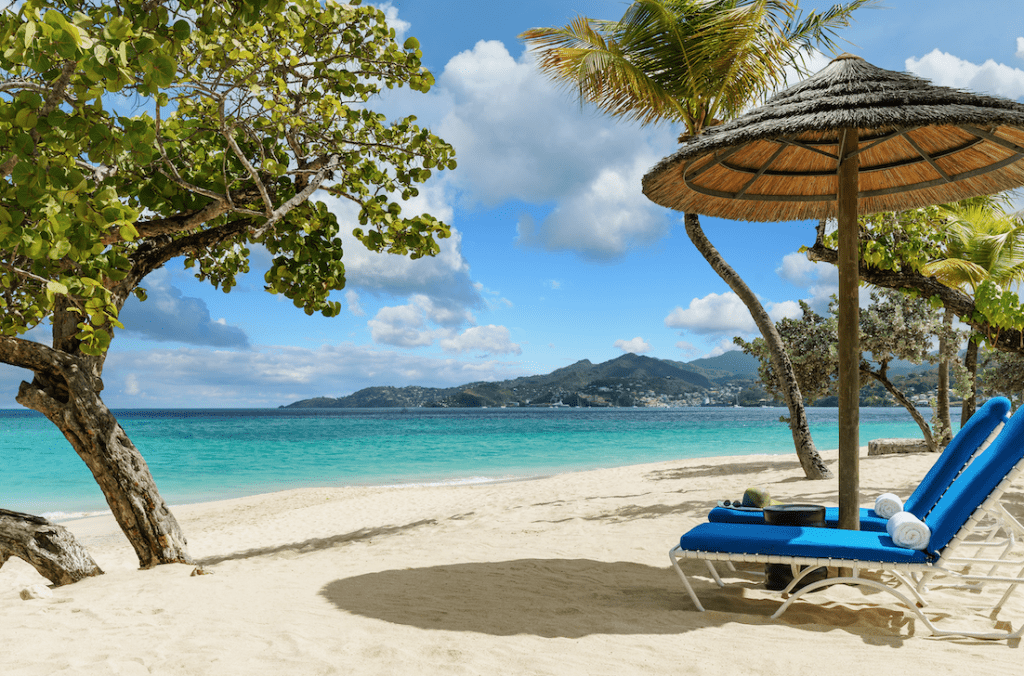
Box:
[3, 448, 1023, 675]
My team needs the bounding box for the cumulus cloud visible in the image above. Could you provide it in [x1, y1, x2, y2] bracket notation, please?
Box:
[433, 40, 677, 258]
[664, 292, 756, 335]
[368, 302, 436, 348]
[614, 337, 651, 354]
[440, 325, 522, 355]
[1017, 37, 1024, 60]
[776, 252, 838, 314]
[517, 154, 673, 259]
[119, 270, 250, 348]
[345, 290, 366, 317]
[906, 47, 1024, 100]
[97, 344, 531, 407]
[664, 291, 801, 336]
[675, 340, 701, 359]
[706, 339, 742, 358]
[366, 294, 520, 355]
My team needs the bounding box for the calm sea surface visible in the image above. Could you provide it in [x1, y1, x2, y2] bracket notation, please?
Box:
[1, 406, 940, 518]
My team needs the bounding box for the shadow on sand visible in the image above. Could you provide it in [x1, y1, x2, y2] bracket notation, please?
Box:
[319, 558, 914, 645]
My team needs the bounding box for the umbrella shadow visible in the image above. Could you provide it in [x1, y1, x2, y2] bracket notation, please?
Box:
[319, 558, 914, 644]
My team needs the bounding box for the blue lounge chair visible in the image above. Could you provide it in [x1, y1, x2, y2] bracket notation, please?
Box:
[707, 397, 1011, 530]
[669, 402, 1024, 640]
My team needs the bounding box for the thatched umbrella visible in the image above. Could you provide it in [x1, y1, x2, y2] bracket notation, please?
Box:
[643, 54, 1024, 529]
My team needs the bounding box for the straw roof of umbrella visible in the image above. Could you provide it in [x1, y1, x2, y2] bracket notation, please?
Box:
[643, 54, 1024, 222]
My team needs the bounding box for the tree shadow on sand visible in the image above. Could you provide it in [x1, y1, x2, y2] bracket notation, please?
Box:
[320, 558, 917, 645]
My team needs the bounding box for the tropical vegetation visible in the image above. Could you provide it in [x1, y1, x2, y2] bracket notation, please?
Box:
[521, 0, 874, 479]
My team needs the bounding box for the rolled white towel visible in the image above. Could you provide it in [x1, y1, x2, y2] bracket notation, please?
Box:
[887, 511, 931, 550]
[874, 493, 904, 519]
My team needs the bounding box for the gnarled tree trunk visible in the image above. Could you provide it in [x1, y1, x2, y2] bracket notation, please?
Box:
[684, 213, 832, 479]
[3, 334, 193, 569]
[0, 509, 104, 585]
[862, 365, 936, 452]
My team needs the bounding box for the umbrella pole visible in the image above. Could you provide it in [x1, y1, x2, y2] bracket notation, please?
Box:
[837, 128, 861, 531]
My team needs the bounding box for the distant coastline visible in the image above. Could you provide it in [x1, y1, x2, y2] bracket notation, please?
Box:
[283, 352, 940, 410]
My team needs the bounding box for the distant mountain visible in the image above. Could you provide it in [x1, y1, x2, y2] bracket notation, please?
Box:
[282, 350, 943, 409]
[284, 353, 732, 409]
[686, 351, 761, 380]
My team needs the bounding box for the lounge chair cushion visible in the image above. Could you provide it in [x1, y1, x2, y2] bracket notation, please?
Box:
[903, 397, 1010, 517]
[925, 404, 1024, 553]
[678, 522, 931, 565]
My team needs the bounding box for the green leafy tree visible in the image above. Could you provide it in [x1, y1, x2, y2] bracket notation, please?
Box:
[920, 204, 1024, 426]
[0, 0, 455, 568]
[980, 349, 1024, 410]
[805, 198, 1024, 355]
[736, 289, 953, 451]
[522, 0, 873, 479]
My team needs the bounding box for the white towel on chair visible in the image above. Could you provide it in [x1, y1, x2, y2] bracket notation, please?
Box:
[887, 511, 931, 550]
[874, 493, 904, 519]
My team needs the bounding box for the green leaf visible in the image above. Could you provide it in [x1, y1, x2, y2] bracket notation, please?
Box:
[173, 20, 191, 41]
[46, 279, 69, 296]
[147, 53, 177, 87]
[15, 108, 37, 129]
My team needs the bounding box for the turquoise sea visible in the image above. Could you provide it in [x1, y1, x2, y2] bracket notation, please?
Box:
[1, 406, 941, 519]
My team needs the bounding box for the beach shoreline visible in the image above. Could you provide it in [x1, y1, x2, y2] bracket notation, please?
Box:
[3, 448, 1023, 675]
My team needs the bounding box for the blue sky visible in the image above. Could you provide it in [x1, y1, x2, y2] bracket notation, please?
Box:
[5, 0, 1024, 408]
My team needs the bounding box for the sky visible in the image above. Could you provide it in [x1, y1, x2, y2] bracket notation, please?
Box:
[5, 0, 1024, 408]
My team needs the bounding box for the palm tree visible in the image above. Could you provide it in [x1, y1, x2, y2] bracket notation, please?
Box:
[522, 0, 872, 479]
[922, 203, 1024, 427]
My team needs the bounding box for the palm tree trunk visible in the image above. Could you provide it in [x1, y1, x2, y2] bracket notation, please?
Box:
[962, 336, 978, 426]
[684, 213, 832, 479]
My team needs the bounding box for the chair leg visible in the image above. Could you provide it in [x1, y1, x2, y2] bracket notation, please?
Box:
[669, 546, 705, 612]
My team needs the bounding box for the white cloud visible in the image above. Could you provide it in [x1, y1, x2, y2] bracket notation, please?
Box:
[777, 252, 838, 314]
[440, 325, 522, 355]
[345, 290, 366, 317]
[706, 339, 742, 358]
[664, 291, 801, 337]
[664, 292, 757, 335]
[906, 47, 1024, 100]
[517, 154, 673, 259]
[1016, 37, 1024, 60]
[434, 40, 677, 259]
[614, 337, 651, 354]
[125, 373, 141, 396]
[82, 344, 532, 407]
[367, 302, 436, 348]
[119, 269, 250, 348]
[675, 341, 701, 359]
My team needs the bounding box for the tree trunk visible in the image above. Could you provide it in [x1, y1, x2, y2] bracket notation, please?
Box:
[962, 336, 978, 426]
[0, 509, 104, 585]
[683, 213, 832, 479]
[863, 368, 936, 452]
[13, 355, 193, 569]
[935, 310, 953, 446]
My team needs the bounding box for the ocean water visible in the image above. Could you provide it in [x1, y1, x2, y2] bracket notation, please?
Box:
[0, 406, 940, 519]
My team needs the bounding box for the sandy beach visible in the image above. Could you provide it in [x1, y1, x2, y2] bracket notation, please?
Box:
[2, 448, 1022, 675]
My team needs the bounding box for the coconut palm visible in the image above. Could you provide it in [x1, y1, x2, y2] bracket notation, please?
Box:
[922, 203, 1024, 427]
[522, 0, 872, 479]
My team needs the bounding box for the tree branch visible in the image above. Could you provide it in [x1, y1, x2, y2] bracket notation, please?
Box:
[805, 240, 1024, 354]
[0, 335, 74, 381]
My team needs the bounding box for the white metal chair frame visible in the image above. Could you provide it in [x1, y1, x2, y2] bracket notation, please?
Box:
[669, 459, 1024, 640]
